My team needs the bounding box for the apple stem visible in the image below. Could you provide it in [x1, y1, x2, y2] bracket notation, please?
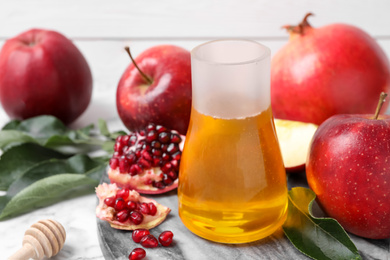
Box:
[124, 46, 153, 85]
[373, 92, 388, 119]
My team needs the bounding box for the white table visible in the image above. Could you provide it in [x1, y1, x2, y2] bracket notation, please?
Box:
[1, 1, 390, 259]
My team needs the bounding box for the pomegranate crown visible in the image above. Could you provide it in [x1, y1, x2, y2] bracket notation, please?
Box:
[282, 13, 314, 35]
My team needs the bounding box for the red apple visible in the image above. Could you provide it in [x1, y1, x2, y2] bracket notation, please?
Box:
[116, 45, 192, 135]
[0, 29, 92, 124]
[274, 119, 318, 172]
[306, 93, 390, 239]
[271, 13, 390, 125]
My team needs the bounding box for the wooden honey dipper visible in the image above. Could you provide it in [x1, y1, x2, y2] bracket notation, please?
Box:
[8, 219, 66, 260]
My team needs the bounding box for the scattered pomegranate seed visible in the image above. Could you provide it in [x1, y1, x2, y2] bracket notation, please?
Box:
[158, 231, 174, 247]
[132, 229, 151, 243]
[140, 234, 159, 248]
[130, 210, 144, 225]
[129, 248, 146, 260]
[116, 209, 130, 223]
[104, 196, 116, 207]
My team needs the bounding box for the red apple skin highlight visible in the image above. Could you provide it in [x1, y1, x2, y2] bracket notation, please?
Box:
[306, 114, 390, 239]
[272, 15, 390, 125]
[116, 45, 192, 135]
[0, 29, 92, 124]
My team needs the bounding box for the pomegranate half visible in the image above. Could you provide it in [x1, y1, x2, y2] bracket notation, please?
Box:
[271, 13, 390, 125]
[95, 183, 171, 230]
[108, 123, 184, 194]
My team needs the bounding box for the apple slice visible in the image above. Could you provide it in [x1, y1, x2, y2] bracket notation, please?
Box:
[274, 119, 318, 172]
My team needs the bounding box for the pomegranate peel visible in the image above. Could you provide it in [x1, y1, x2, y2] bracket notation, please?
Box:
[95, 183, 171, 230]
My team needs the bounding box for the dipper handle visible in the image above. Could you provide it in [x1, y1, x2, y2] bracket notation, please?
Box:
[7, 219, 66, 260]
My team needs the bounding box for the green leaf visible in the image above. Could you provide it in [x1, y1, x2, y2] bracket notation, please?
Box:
[0, 174, 98, 220]
[0, 143, 68, 190]
[5, 115, 68, 140]
[98, 118, 111, 137]
[0, 130, 38, 151]
[282, 187, 362, 260]
[5, 154, 102, 196]
[0, 154, 106, 219]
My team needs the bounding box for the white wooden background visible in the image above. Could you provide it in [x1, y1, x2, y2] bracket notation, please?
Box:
[0, 0, 390, 129]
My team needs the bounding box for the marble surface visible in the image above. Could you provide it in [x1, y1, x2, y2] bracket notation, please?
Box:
[98, 172, 390, 260]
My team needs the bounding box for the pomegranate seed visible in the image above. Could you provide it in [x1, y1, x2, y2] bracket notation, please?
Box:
[126, 152, 137, 164]
[116, 209, 130, 222]
[121, 135, 131, 146]
[140, 234, 159, 248]
[138, 158, 151, 169]
[146, 123, 155, 132]
[114, 142, 124, 152]
[167, 171, 178, 180]
[129, 134, 138, 144]
[158, 231, 174, 247]
[116, 189, 129, 199]
[170, 160, 179, 170]
[171, 151, 181, 161]
[139, 130, 146, 136]
[161, 144, 168, 152]
[152, 148, 162, 156]
[146, 130, 157, 142]
[104, 196, 116, 207]
[153, 181, 166, 190]
[109, 158, 119, 169]
[152, 157, 162, 167]
[139, 203, 150, 215]
[142, 143, 152, 151]
[167, 143, 179, 154]
[126, 201, 137, 211]
[129, 248, 146, 260]
[170, 133, 182, 143]
[151, 140, 161, 149]
[163, 174, 173, 185]
[156, 125, 168, 133]
[116, 135, 123, 143]
[158, 132, 170, 143]
[130, 164, 142, 176]
[141, 150, 152, 161]
[161, 163, 172, 173]
[114, 198, 126, 211]
[113, 151, 121, 157]
[119, 157, 130, 173]
[161, 153, 171, 162]
[148, 203, 157, 216]
[130, 211, 144, 225]
[132, 229, 150, 243]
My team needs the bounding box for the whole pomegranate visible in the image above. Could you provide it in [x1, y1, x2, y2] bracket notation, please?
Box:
[271, 13, 390, 125]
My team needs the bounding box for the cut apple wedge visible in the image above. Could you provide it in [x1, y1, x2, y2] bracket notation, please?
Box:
[274, 119, 318, 172]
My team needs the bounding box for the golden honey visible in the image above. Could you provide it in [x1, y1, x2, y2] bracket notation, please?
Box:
[178, 105, 288, 243]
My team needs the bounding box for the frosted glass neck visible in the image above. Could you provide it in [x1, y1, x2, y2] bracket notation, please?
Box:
[191, 39, 271, 119]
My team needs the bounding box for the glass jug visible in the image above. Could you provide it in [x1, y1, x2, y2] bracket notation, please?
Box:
[178, 39, 288, 244]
